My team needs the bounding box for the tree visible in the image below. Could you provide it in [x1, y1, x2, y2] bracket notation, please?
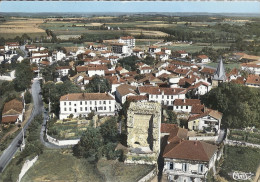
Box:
[201, 83, 260, 128]
[100, 117, 118, 143]
[118, 56, 139, 71]
[24, 90, 32, 104]
[85, 75, 111, 93]
[73, 126, 103, 162]
[14, 59, 33, 91]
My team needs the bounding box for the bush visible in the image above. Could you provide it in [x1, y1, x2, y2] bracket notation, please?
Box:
[24, 90, 32, 104]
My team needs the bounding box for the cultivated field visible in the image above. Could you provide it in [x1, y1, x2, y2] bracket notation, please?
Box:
[0, 18, 46, 38]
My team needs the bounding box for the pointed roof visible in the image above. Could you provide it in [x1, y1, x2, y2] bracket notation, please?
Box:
[213, 58, 226, 81]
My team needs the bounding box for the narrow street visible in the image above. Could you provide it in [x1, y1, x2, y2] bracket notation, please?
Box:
[0, 79, 43, 173]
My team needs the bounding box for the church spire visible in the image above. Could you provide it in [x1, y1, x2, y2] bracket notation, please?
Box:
[213, 57, 226, 81]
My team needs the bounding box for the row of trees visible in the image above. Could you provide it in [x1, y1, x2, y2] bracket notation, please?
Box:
[201, 83, 260, 128]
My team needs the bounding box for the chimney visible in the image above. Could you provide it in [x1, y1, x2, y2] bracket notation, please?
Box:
[194, 140, 198, 146]
[183, 99, 186, 103]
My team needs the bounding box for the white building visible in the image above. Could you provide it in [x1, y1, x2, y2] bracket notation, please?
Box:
[241, 63, 260, 75]
[5, 42, 19, 51]
[115, 84, 137, 104]
[197, 55, 210, 63]
[59, 93, 115, 120]
[138, 86, 186, 106]
[118, 36, 135, 48]
[173, 99, 201, 113]
[188, 109, 222, 134]
[87, 65, 107, 77]
[53, 51, 66, 61]
[111, 43, 129, 54]
[163, 140, 218, 182]
[56, 66, 71, 77]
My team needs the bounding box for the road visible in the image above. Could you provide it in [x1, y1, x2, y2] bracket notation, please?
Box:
[0, 79, 43, 173]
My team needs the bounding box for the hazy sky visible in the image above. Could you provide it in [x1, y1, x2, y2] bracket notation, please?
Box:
[0, 1, 259, 14]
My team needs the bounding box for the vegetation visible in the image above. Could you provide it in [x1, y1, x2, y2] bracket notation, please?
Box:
[118, 56, 139, 71]
[219, 146, 260, 181]
[41, 81, 81, 115]
[201, 83, 260, 128]
[229, 129, 260, 145]
[85, 75, 111, 93]
[24, 90, 32, 104]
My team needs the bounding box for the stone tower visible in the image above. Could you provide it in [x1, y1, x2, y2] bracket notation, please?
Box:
[212, 58, 226, 87]
[125, 101, 161, 164]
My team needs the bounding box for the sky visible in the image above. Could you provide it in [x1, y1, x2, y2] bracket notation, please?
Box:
[0, 1, 259, 14]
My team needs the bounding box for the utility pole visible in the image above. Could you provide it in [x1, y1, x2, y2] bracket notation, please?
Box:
[21, 126, 25, 151]
[48, 88, 51, 113]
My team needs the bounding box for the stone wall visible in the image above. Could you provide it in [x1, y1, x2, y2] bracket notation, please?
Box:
[189, 136, 218, 142]
[46, 134, 80, 146]
[138, 167, 157, 182]
[17, 155, 38, 182]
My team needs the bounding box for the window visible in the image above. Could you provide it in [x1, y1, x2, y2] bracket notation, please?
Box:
[90, 101, 92, 105]
[109, 101, 111, 104]
[103, 101, 106, 104]
[176, 106, 179, 109]
[109, 106, 111, 111]
[99, 101, 101, 104]
[80, 101, 82, 105]
[199, 164, 204, 173]
[85, 107, 87, 111]
[182, 163, 187, 172]
[69, 102, 71, 105]
[104, 107, 106, 110]
[64, 102, 66, 106]
[181, 106, 183, 109]
[64, 108, 67, 111]
[171, 96, 173, 99]
[69, 108, 71, 111]
[85, 101, 87, 105]
[80, 107, 82, 111]
[95, 101, 97, 105]
[186, 106, 188, 109]
[167, 95, 169, 99]
[169, 162, 174, 170]
[90, 107, 92, 111]
[74, 104, 76, 106]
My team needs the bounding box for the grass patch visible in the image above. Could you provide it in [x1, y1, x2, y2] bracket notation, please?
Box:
[219, 146, 260, 181]
[21, 149, 102, 182]
[97, 158, 155, 182]
[206, 62, 241, 70]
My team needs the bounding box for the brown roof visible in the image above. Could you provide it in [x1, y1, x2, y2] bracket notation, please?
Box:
[188, 109, 222, 121]
[139, 66, 152, 70]
[161, 123, 177, 134]
[176, 50, 187, 54]
[191, 104, 205, 114]
[174, 99, 201, 106]
[126, 95, 148, 102]
[173, 68, 190, 75]
[1, 115, 19, 123]
[2, 99, 23, 115]
[116, 84, 137, 96]
[246, 74, 260, 85]
[197, 55, 208, 59]
[187, 81, 209, 91]
[56, 66, 71, 70]
[60, 93, 114, 101]
[138, 86, 186, 95]
[120, 36, 134, 40]
[163, 140, 218, 162]
[76, 66, 88, 72]
[167, 127, 188, 143]
[6, 42, 19, 46]
[200, 67, 215, 75]
[230, 77, 245, 85]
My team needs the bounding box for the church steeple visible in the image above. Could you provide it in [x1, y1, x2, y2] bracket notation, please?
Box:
[213, 57, 226, 81]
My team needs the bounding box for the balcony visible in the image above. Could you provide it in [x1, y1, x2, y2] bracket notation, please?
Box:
[165, 169, 205, 178]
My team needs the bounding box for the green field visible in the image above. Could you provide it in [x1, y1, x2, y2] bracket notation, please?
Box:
[206, 62, 241, 70]
[219, 146, 260, 181]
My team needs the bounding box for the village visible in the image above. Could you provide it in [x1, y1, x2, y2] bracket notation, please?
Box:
[0, 13, 260, 182]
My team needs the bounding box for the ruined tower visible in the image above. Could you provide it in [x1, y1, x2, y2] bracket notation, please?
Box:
[125, 101, 161, 164]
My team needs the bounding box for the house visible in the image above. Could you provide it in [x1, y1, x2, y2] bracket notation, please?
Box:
[149, 46, 161, 53]
[115, 84, 137, 104]
[132, 49, 145, 58]
[199, 67, 215, 79]
[163, 140, 218, 182]
[5, 42, 19, 51]
[173, 99, 201, 113]
[1, 99, 24, 124]
[59, 93, 115, 120]
[106, 75, 126, 93]
[111, 43, 129, 54]
[118, 36, 135, 48]
[197, 55, 210, 63]
[56, 66, 71, 77]
[245, 74, 260, 88]
[155, 52, 169, 61]
[87, 65, 108, 77]
[241, 62, 260, 75]
[30, 50, 49, 64]
[161, 47, 172, 55]
[126, 95, 148, 102]
[52, 51, 66, 61]
[161, 123, 178, 137]
[187, 81, 211, 96]
[138, 66, 153, 74]
[173, 50, 188, 58]
[226, 68, 241, 81]
[25, 45, 38, 52]
[5, 50, 17, 61]
[188, 109, 222, 134]
[138, 86, 186, 106]
[100, 50, 113, 58]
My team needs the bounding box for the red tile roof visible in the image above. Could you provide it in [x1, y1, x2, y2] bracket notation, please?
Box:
[138, 86, 186, 95]
[174, 99, 201, 106]
[197, 55, 208, 59]
[126, 95, 148, 102]
[1, 115, 19, 123]
[116, 84, 137, 96]
[163, 140, 218, 162]
[167, 127, 188, 143]
[161, 123, 178, 133]
[188, 108, 222, 121]
[246, 74, 260, 85]
[60, 93, 114, 101]
[2, 99, 23, 115]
